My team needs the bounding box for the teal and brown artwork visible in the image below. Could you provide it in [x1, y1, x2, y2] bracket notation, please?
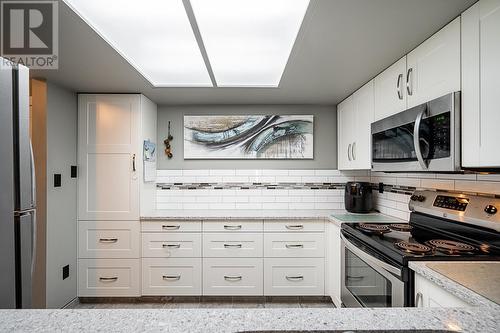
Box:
[183, 115, 314, 159]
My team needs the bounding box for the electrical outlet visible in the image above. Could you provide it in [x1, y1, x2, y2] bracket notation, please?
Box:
[378, 182, 384, 193]
[62, 265, 69, 280]
[54, 174, 61, 187]
[71, 165, 77, 178]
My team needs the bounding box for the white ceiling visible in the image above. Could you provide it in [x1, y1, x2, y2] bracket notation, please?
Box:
[31, 0, 477, 105]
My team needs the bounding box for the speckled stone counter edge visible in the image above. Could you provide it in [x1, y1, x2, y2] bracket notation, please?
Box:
[409, 261, 499, 308]
[1, 307, 498, 333]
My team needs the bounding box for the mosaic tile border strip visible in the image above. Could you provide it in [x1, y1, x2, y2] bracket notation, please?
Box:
[157, 183, 346, 190]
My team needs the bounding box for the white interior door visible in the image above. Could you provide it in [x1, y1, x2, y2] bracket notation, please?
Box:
[78, 94, 140, 220]
[406, 17, 461, 108]
[374, 56, 407, 121]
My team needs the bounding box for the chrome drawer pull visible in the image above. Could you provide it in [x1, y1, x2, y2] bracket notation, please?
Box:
[285, 244, 304, 249]
[162, 244, 181, 248]
[285, 275, 304, 281]
[285, 224, 304, 230]
[99, 277, 118, 282]
[162, 225, 180, 230]
[223, 225, 242, 230]
[224, 275, 242, 281]
[163, 275, 181, 281]
[224, 244, 242, 248]
[347, 275, 365, 281]
[99, 238, 118, 243]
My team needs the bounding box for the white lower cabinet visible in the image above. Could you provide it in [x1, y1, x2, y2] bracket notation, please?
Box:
[78, 258, 140, 297]
[263, 233, 324, 258]
[264, 258, 324, 296]
[203, 258, 263, 296]
[203, 233, 263, 258]
[142, 233, 202, 258]
[325, 221, 342, 307]
[78, 221, 140, 259]
[142, 258, 201, 296]
[414, 273, 470, 308]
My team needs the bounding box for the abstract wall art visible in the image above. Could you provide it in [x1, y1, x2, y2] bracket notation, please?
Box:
[183, 115, 314, 159]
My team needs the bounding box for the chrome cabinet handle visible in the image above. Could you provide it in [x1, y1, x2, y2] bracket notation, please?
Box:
[132, 154, 136, 172]
[397, 73, 403, 100]
[285, 224, 304, 230]
[162, 225, 180, 230]
[286, 275, 304, 281]
[162, 244, 181, 248]
[223, 225, 242, 230]
[347, 143, 352, 161]
[99, 277, 118, 282]
[352, 142, 356, 160]
[413, 106, 429, 170]
[163, 275, 181, 281]
[99, 238, 118, 243]
[347, 275, 365, 281]
[415, 292, 423, 307]
[224, 244, 242, 248]
[285, 244, 304, 249]
[406, 68, 413, 96]
[224, 275, 242, 281]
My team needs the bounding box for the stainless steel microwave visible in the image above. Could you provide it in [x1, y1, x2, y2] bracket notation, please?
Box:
[371, 92, 461, 172]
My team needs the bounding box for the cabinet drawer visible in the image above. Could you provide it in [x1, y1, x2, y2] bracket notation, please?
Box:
[78, 221, 140, 258]
[78, 259, 140, 297]
[264, 258, 324, 295]
[203, 258, 263, 295]
[264, 220, 324, 232]
[142, 233, 202, 258]
[142, 258, 201, 296]
[141, 220, 201, 232]
[203, 220, 263, 232]
[203, 233, 263, 258]
[264, 233, 324, 258]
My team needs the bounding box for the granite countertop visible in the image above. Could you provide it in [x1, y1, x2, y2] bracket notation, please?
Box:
[409, 261, 500, 308]
[1, 306, 499, 333]
[141, 211, 406, 224]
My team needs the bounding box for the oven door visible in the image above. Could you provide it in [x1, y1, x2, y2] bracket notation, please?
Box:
[371, 92, 460, 172]
[341, 234, 405, 308]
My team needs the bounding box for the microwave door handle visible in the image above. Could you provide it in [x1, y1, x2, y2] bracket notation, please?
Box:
[413, 106, 428, 170]
[341, 234, 401, 276]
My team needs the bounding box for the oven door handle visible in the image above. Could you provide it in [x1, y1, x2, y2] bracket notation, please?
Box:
[413, 106, 429, 170]
[341, 234, 401, 276]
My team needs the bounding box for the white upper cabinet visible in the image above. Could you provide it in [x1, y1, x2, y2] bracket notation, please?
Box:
[337, 80, 374, 170]
[352, 80, 374, 169]
[462, 0, 500, 168]
[337, 95, 354, 170]
[406, 17, 461, 108]
[78, 94, 140, 220]
[374, 56, 407, 121]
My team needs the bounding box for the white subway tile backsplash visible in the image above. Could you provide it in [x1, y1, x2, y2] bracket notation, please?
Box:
[210, 169, 235, 176]
[420, 178, 455, 191]
[289, 169, 316, 176]
[155, 168, 500, 220]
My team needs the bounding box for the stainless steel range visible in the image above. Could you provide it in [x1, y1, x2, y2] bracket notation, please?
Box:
[340, 190, 500, 308]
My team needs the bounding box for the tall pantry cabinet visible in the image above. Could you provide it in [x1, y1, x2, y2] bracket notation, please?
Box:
[77, 94, 157, 296]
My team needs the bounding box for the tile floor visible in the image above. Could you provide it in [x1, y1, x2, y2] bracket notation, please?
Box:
[70, 296, 334, 309]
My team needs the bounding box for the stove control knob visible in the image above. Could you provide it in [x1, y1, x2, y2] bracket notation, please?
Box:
[485, 205, 498, 215]
[411, 195, 426, 202]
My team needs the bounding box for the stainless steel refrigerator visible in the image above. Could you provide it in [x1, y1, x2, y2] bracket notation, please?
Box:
[0, 57, 36, 309]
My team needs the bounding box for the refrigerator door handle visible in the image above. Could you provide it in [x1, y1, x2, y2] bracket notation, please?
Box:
[31, 211, 36, 277]
[29, 141, 36, 208]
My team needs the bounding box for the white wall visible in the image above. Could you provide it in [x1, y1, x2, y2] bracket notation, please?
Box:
[45, 82, 77, 308]
[157, 105, 337, 170]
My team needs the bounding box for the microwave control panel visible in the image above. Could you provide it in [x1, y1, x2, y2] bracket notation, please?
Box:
[433, 195, 469, 211]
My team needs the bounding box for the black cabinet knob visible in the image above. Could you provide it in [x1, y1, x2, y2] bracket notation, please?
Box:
[484, 205, 498, 215]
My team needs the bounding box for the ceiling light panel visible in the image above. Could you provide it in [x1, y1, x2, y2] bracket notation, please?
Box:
[190, 0, 309, 87]
[64, 0, 212, 87]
